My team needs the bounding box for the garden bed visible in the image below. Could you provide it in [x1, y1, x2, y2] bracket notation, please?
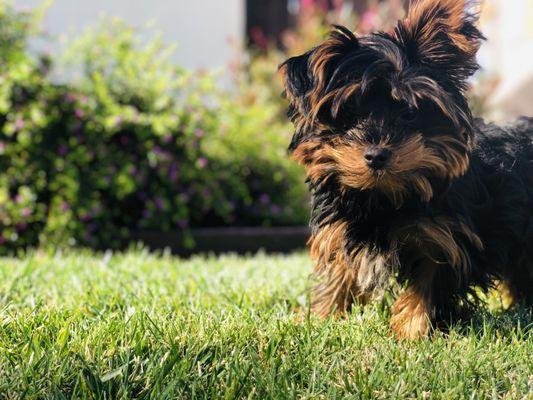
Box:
[131, 226, 310, 255]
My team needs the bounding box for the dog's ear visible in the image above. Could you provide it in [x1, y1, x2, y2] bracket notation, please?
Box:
[395, 0, 484, 89]
[280, 26, 359, 150]
[279, 51, 314, 119]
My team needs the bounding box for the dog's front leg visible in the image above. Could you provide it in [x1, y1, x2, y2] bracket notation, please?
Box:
[390, 259, 439, 339]
[310, 257, 366, 318]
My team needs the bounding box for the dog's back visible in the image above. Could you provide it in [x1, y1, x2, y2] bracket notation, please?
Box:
[472, 117, 533, 303]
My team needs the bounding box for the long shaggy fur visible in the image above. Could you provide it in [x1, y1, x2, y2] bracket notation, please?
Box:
[280, 0, 533, 338]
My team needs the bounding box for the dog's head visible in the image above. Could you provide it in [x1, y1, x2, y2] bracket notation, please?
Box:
[280, 0, 484, 207]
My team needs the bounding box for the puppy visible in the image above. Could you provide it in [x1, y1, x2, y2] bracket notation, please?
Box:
[280, 0, 533, 338]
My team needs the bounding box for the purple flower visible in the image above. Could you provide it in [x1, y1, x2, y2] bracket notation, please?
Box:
[131, 166, 138, 176]
[0, 235, 5, 244]
[16, 222, 27, 232]
[203, 188, 212, 198]
[91, 205, 103, 215]
[75, 109, 84, 119]
[270, 205, 282, 215]
[259, 193, 270, 205]
[177, 219, 187, 229]
[169, 168, 179, 181]
[61, 202, 70, 212]
[21, 208, 31, 217]
[154, 197, 165, 211]
[81, 213, 92, 222]
[58, 144, 68, 156]
[180, 193, 190, 203]
[198, 157, 208, 168]
[163, 134, 173, 143]
[142, 209, 152, 219]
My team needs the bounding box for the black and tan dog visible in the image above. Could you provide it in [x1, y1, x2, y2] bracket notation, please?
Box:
[280, 0, 533, 338]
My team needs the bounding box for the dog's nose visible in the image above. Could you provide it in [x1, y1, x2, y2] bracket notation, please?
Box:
[364, 147, 391, 170]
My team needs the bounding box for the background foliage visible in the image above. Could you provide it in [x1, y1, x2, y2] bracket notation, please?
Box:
[0, 3, 308, 252]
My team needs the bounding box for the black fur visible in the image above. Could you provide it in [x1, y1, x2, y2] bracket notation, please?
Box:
[280, 0, 533, 337]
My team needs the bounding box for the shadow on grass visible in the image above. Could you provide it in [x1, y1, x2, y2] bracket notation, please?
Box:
[444, 305, 532, 338]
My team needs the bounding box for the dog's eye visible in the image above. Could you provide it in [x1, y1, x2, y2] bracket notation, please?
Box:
[399, 107, 418, 123]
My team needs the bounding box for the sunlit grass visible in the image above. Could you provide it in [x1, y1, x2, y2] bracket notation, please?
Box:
[0, 248, 530, 399]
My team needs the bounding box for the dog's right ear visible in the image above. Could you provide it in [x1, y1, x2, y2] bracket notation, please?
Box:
[279, 51, 314, 152]
[280, 25, 359, 151]
[279, 51, 314, 121]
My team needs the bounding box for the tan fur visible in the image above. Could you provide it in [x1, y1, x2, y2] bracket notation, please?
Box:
[390, 217, 483, 339]
[308, 220, 363, 318]
[402, 0, 482, 57]
[291, 132, 471, 207]
[390, 259, 437, 339]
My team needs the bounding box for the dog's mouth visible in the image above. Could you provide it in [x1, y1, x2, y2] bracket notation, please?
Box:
[293, 132, 470, 206]
[334, 136, 446, 205]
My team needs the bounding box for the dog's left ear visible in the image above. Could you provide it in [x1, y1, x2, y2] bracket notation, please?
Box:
[395, 0, 484, 89]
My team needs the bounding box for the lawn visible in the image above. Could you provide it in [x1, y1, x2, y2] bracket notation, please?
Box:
[0, 249, 531, 399]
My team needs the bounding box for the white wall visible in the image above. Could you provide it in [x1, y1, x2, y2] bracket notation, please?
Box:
[17, 0, 245, 71]
[478, 0, 533, 120]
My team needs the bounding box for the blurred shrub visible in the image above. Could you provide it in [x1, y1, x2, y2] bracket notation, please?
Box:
[0, 5, 308, 252]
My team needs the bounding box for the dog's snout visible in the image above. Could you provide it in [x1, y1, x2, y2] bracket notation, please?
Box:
[364, 147, 391, 170]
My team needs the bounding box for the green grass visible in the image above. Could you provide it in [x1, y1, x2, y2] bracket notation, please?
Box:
[0, 249, 531, 399]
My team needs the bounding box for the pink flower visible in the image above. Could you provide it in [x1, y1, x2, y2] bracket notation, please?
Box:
[75, 109, 84, 119]
[21, 208, 31, 217]
[14, 118, 25, 131]
[65, 93, 76, 103]
[198, 157, 208, 168]
[195, 129, 204, 138]
[360, 10, 380, 33]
